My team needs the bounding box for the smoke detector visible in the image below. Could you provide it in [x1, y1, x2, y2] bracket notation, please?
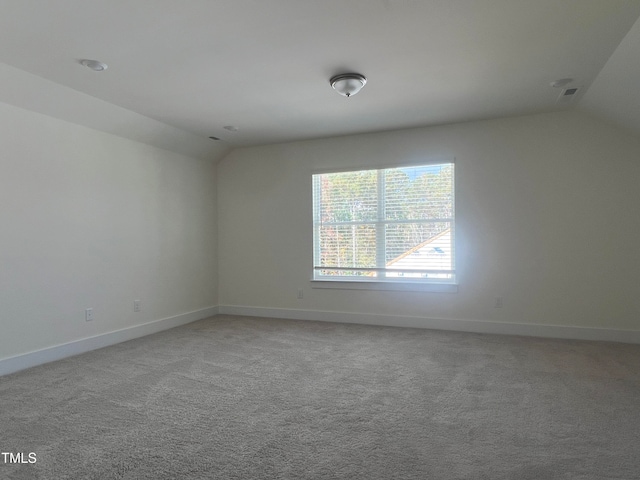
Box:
[80, 59, 108, 71]
[550, 78, 573, 88]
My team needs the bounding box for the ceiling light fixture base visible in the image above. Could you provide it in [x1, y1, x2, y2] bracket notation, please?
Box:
[330, 73, 367, 97]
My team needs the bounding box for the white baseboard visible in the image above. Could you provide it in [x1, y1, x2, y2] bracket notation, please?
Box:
[0, 306, 219, 377]
[5, 304, 637, 378]
[218, 305, 640, 344]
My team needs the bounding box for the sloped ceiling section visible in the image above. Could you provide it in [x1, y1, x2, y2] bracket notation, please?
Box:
[580, 16, 640, 138]
[0, 62, 231, 162]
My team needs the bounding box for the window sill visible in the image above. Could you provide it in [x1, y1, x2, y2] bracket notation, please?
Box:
[310, 280, 458, 293]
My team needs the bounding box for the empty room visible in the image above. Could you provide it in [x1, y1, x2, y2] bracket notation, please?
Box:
[2, 1, 640, 478]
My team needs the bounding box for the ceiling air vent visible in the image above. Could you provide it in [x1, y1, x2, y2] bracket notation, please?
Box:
[557, 86, 581, 104]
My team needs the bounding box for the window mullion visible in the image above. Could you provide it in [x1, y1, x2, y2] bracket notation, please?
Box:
[312, 175, 321, 270]
[376, 170, 386, 278]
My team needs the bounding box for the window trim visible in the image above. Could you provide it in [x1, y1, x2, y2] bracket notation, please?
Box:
[312, 159, 457, 289]
[310, 279, 458, 293]
[310, 157, 454, 175]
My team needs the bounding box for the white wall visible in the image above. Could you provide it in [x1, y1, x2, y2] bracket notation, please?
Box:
[0, 101, 218, 361]
[218, 110, 640, 332]
[5, 104, 639, 366]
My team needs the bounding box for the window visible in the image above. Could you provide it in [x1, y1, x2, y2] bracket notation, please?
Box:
[312, 163, 455, 285]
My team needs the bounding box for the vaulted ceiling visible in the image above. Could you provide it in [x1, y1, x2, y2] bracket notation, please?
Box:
[0, 0, 639, 159]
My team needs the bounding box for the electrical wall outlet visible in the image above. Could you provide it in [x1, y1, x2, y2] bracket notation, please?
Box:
[85, 308, 94, 321]
[297, 289, 303, 299]
[134, 300, 141, 312]
[494, 297, 503, 308]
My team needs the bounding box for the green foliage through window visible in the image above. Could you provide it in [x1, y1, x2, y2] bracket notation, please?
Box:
[313, 163, 455, 282]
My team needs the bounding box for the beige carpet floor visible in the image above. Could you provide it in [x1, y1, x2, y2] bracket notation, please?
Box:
[1, 315, 640, 479]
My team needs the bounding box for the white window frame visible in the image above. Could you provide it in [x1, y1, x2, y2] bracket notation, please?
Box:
[312, 160, 457, 293]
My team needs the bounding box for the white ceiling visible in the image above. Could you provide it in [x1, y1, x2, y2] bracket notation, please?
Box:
[579, 12, 640, 137]
[0, 0, 639, 151]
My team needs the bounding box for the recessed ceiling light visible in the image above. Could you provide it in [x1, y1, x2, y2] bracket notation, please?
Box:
[209, 136, 221, 141]
[80, 59, 108, 71]
[223, 126, 239, 132]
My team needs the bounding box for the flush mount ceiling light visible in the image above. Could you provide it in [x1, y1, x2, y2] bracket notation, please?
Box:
[80, 59, 108, 71]
[330, 73, 367, 97]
